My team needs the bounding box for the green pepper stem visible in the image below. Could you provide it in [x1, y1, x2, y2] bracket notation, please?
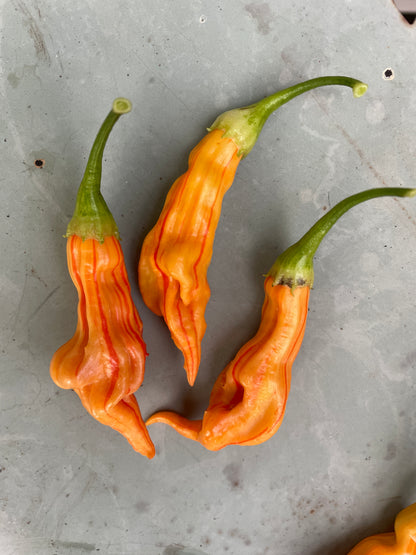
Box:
[66, 98, 132, 242]
[209, 76, 367, 157]
[268, 187, 416, 288]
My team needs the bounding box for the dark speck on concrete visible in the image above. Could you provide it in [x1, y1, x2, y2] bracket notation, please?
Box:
[223, 462, 242, 490]
[135, 500, 150, 513]
[384, 442, 397, 461]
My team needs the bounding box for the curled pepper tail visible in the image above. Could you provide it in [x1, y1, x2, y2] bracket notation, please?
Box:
[77, 387, 155, 459]
[146, 411, 202, 441]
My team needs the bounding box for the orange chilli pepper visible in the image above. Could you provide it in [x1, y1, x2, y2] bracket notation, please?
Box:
[146, 187, 416, 451]
[138, 76, 368, 386]
[50, 99, 155, 458]
[347, 502, 416, 554]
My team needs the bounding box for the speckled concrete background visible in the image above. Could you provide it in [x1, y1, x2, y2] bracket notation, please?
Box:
[1, 1, 416, 554]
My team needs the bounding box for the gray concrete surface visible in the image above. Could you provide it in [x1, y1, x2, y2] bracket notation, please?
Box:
[1, 0, 416, 554]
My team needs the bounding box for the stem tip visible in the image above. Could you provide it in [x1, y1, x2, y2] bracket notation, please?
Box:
[112, 97, 132, 114]
[352, 82, 368, 98]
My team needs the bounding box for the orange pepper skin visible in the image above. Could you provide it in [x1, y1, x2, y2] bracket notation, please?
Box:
[147, 277, 309, 450]
[347, 503, 416, 554]
[50, 236, 155, 458]
[139, 129, 241, 386]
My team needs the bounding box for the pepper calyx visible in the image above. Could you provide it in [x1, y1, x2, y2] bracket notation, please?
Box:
[268, 250, 314, 289]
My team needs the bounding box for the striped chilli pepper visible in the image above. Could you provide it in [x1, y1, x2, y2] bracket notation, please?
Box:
[50, 99, 155, 458]
[138, 76, 368, 385]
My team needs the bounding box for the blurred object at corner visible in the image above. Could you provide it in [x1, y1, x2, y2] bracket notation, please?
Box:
[393, 0, 416, 23]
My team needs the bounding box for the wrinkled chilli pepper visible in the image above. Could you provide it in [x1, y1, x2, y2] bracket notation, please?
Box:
[348, 502, 416, 554]
[146, 187, 416, 450]
[138, 76, 368, 386]
[50, 99, 155, 458]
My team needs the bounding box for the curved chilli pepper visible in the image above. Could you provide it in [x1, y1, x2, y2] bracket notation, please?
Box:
[50, 99, 155, 458]
[146, 187, 416, 450]
[138, 76, 368, 386]
[347, 502, 416, 554]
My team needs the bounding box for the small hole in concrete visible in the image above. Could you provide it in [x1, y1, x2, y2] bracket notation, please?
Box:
[34, 159, 45, 168]
[383, 68, 394, 80]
